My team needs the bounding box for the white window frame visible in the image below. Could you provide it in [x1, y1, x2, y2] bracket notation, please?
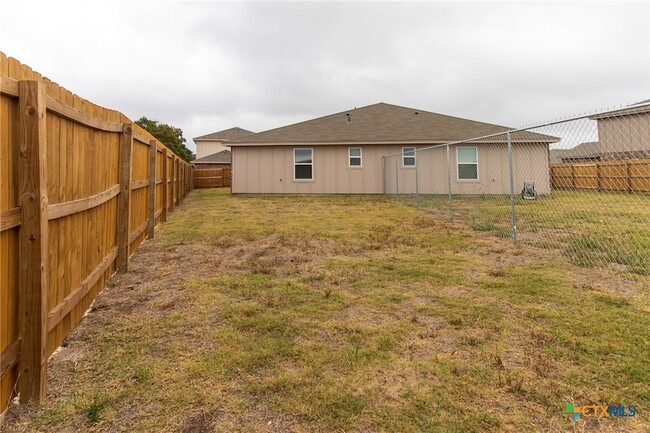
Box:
[293, 148, 314, 181]
[348, 147, 363, 168]
[402, 147, 416, 168]
[456, 146, 479, 181]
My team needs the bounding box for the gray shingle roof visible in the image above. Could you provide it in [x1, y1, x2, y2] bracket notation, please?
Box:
[193, 127, 254, 142]
[550, 142, 601, 163]
[191, 150, 231, 164]
[228, 103, 558, 146]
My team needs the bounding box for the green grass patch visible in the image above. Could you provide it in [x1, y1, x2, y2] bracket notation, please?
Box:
[413, 190, 650, 275]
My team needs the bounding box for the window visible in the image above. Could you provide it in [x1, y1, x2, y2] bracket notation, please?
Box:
[457, 147, 478, 180]
[294, 148, 313, 180]
[348, 147, 362, 167]
[402, 147, 416, 167]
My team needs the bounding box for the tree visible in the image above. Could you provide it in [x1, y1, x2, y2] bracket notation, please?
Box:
[135, 116, 195, 162]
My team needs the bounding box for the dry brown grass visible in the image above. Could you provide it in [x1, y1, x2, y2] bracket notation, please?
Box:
[2, 189, 648, 433]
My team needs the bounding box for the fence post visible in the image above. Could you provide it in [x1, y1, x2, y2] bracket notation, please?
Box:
[162, 149, 168, 222]
[446, 144, 452, 222]
[414, 150, 419, 206]
[147, 140, 156, 239]
[626, 161, 632, 193]
[18, 80, 49, 403]
[382, 157, 386, 194]
[116, 123, 133, 271]
[571, 163, 575, 190]
[507, 132, 517, 244]
[395, 156, 399, 198]
[170, 157, 176, 212]
[595, 163, 601, 192]
[178, 163, 182, 201]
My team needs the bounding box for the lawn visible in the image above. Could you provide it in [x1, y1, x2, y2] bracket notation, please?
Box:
[3, 189, 649, 432]
[399, 190, 650, 275]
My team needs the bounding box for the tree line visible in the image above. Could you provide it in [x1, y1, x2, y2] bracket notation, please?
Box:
[135, 116, 195, 162]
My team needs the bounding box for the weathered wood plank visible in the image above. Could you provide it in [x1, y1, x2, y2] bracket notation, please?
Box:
[161, 148, 168, 222]
[0, 76, 19, 97]
[132, 131, 149, 145]
[46, 184, 119, 220]
[116, 123, 132, 271]
[45, 96, 122, 132]
[47, 247, 117, 332]
[0, 207, 21, 231]
[18, 80, 49, 403]
[130, 179, 149, 191]
[0, 338, 21, 380]
[147, 140, 156, 239]
[128, 221, 148, 245]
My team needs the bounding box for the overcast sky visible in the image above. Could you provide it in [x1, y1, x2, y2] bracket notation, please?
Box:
[1, 1, 648, 152]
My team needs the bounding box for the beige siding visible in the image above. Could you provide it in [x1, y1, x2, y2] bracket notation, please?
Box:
[232, 143, 551, 195]
[597, 113, 650, 155]
[196, 140, 230, 159]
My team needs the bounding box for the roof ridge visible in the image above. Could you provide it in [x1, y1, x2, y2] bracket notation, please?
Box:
[228, 103, 558, 145]
[193, 126, 254, 141]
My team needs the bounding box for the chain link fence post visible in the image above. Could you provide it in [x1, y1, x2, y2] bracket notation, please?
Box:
[507, 132, 517, 244]
[446, 144, 452, 222]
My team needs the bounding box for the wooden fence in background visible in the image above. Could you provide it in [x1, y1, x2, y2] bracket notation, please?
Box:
[193, 167, 231, 188]
[0, 53, 193, 413]
[551, 159, 650, 193]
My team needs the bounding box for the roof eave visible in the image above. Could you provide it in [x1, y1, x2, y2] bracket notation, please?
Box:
[589, 105, 650, 120]
[229, 139, 558, 147]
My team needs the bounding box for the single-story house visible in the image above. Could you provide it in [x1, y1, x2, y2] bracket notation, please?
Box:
[588, 100, 650, 160]
[550, 142, 601, 164]
[193, 127, 254, 159]
[228, 103, 559, 195]
[191, 149, 232, 168]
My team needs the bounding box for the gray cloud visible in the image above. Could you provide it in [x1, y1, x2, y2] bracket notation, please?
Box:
[1, 1, 648, 152]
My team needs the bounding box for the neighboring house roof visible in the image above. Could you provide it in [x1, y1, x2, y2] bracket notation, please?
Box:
[228, 103, 558, 146]
[191, 150, 231, 165]
[589, 100, 650, 120]
[550, 142, 601, 163]
[193, 127, 254, 143]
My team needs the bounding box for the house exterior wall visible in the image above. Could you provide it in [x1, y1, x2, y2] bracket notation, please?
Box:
[196, 140, 230, 159]
[231, 144, 551, 195]
[597, 112, 650, 157]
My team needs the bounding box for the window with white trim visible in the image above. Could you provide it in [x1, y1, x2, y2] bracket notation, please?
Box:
[457, 147, 478, 180]
[294, 148, 313, 180]
[402, 147, 416, 167]
[348, 147, 362, 167]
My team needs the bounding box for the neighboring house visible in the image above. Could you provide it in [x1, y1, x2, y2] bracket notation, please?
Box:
[228, 103, 558, 195]
[589, 100, 650, 160]
[550, 142, 601, 164]
[191, 149, 231, 168]
[193, 127, 254, 159]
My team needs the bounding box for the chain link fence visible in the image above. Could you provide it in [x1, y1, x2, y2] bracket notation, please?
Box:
[384, 101, 650, 275]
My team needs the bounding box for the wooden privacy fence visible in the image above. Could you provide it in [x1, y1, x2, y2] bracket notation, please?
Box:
[0, 53, 193, 412]
[193, 167, 231, 188]
[551, 159, 650, 193]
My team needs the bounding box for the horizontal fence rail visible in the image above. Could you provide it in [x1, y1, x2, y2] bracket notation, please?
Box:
[193, 167, 232, 188]
[551, 159, 650, 193]
[0, 53, 194, 413]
